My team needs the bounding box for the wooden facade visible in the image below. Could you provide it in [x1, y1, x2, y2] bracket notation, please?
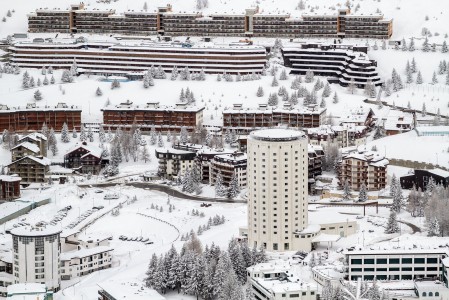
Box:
[7, 156, 50, 184]
[0, 103, 81, 132]
[0, 176, 21, 201]
[102, 103, 204, 132]
[64, 144, 107, 175]
[28, 4, 392, 39]
[223, 106, 326, 134]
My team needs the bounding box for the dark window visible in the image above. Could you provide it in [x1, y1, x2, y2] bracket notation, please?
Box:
[389, 268, 400, 271]
[376, 259, 387, 264]
[415, 258, 425, 264]
[364, 268, 375, 272]
[415, 267, 425, 271]
[427, 258, 438, 264]
[402, 258, 412, 264]
[402, 267, 412, 271]
[364, 259, 375, 264]
[376, 268, 387, 272]
[389, 258, 400, 264]
[351, 268, 362, 272]
[351, 259, 362, 264]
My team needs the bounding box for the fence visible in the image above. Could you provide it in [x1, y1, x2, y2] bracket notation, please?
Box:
[0, 198, 50, 225]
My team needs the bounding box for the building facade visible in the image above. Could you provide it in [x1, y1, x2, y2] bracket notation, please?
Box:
[282, 43, 382, 88]
[155, 148, 196, 179]
[0, 176, 21, 201]
[247, 261, 318, 300]
[64, 143, 106, 175]
[307, 124, 368, 148]
[28, 4, 392, 39]
[0, 103, 81, 132]
[9, 41, 266, 75]
[60, 247, 113, 280]
[223, 104, 326, 134]
[7, 156, 50, 184]
[345, 249, 446, 281]
[400, 169, 449, 191]
[102, 102, 205, 132]
[209, 152, 247, 187]
[10, 227, 61, 292]
[337, 149, 388, 191]
[247, 129, 309, 252]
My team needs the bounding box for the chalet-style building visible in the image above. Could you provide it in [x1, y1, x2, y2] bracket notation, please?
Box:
[7, 156, 50, 184]
[383, 110, 415, 136]
[28, 4, 392, 39]
[337, 149, 388, 191]
[308, 145, 324, 180]
[223, 104, 326, 134]
[400, 169, 449, 191]
[282, 43, 382, 88]
[102, 101, 205, 132]
[64, 143, 107, 175]
[209, 152, 247, 187]
[0, 175, 21, 201]
[307, 124, 368, 148]
[155, 148, 196, 179]
[17, 132, 48, 156]
[11, 142, 41, 161]
[0, 103, 81, 132]
[339, 107, 376, 127]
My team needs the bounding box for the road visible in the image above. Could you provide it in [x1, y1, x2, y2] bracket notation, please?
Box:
[78, 181, 247, 204]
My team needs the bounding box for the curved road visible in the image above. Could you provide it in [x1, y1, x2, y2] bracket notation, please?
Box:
[78, 181, 247, 204]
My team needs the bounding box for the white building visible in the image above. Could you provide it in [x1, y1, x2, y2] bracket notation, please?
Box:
[247, 129, 309, 252]
[345, 248, 446, 281]
[209, 152, 247, 187]
[7, 283, 52, 300]
[247, 261, 318, 300]
[60, 246, 113, 280]
[10, 227, 61, 292]
[155, 148, 196, 179]
[98, 279, 166, 300]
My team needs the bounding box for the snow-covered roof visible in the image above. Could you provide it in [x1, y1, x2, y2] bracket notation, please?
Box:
[48, 165, 74, 174]
[214, 152, 247, 162]
[65, 143, 103, 159]
[12, 142, 40, 153]
[18, 132, 47, 142]
[0, 175, 21, 182]
[343, 149, 389, 168]
[61, 246, 113, 261]
[312, 233, 341, 243]
[383, 109, 414, 131]
[339, 107, 374, 124]
[97, 279, 166, 300]
[427, 168, 449, 178]
[298, 224, 321, 234]
[415, 126, 449, 135]
[60, 228, 80, 239]
[250, 128, 306, 142]
[78, 232, 112, 243]
[7, 283, 46, 296]
[345, 248, 448, 255]
[155, 147, 196, 155]
[7, 156, 51, 167]
[0, 103, 80, 112]
[10, 226, 61, 237]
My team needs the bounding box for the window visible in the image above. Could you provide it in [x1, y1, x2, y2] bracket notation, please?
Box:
[376, 259, 387, 264]
[389, 268, 400, 271]
[402, 258, 412, 264]
[402, 267, 412, 271]
[414, 258, 425, 264]
[389, 258, 400, 264]
[427, 258, 438, 264]
[364, 268, 374, 272]
[364, 259, 375, 264]
[351, 259, 362, 264]
[351, 268, 362, 272]
[289, 294, 299, 298]
[422, 292, 427, 297]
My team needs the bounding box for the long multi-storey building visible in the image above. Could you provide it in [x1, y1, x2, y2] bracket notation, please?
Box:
[27, 4, 392, 39]
[102, 101, 204, 132]
[223, 104, 326, 134]
[282, 43, 382, 88]
[345, 248, 446, 281]
[0, 103, 81, 132]
[247, 129, 309, 252]
[9, 40, 267, 75]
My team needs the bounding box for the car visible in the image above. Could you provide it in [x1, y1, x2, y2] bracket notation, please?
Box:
[95, 190, 104, 193]
[356, 216, 364, 219]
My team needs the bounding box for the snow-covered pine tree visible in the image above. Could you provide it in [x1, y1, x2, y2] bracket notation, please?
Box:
[228, 173, 240, 199]
[256, 86, 264, 97]
[305, 70, 314, 83]
[279, 69, 288, 80]
[271, 75, 278, 87]
[43, 76, 49, 85]
[322, 82, 331, 97]
[385, 210, 400, 234]
[79, 125, 87, 142]
[358, 183, 368, 202]
[409, 38, 415, 51]
[34, 89, 43, 101]
[432, 71, 438, 84]
[157, 132, 164, 147]
[332, 92, 339, 104]
[87, 126, 94, 142]
[61, 122, 70, 143]
[416, 70, 423, 84]
[428, 217, 440, 237]
[180, 126, 189, 144]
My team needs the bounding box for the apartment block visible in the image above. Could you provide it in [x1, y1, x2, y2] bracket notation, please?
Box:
[223, 104, 326, 134]
[209, 152, 247, 187]
[0, 103, 81, 133]
[102, 102, 204, 132]
[27, 4, 392, 39]
[282, 43, 382, 88]
[337, 149, 388, 191]
[155, 148, 196, 179]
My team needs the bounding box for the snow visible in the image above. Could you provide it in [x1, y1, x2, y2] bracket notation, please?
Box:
[6, 283, 46, 294]
[98, 279, 166, 300]
[10, 225, 61, 237]
[61, 246, 113, 260]
[11, 142, 40, 153]
[250, 128, 306, 140]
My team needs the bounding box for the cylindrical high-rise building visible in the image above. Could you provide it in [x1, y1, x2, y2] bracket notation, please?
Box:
[11, 227, 61, 292]
[247, 129, 308, 252]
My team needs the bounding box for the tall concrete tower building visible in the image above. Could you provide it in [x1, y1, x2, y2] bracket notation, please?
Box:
[11, 227, 61, 292]
[247, 129, 309, 252]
